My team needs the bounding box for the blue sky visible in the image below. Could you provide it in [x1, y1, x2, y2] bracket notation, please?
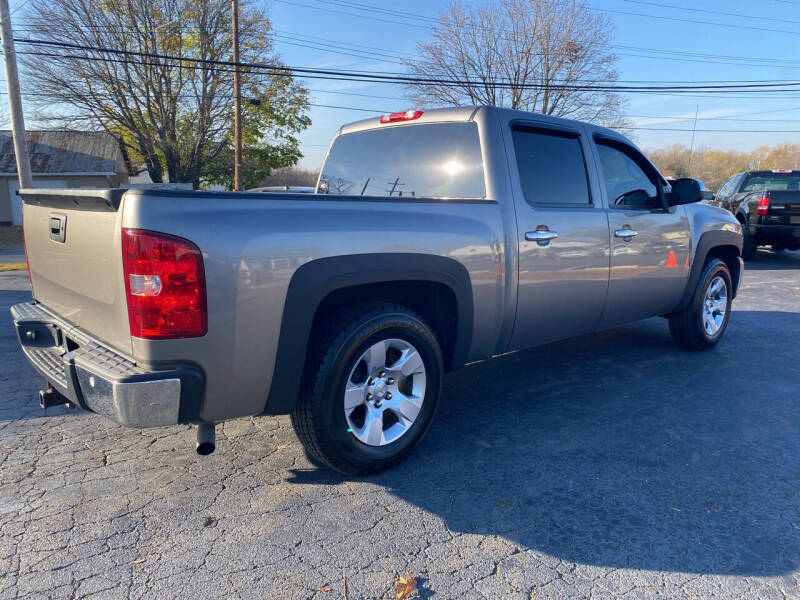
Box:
[266, 0, 800, 169]
[4, 0, 800, 172]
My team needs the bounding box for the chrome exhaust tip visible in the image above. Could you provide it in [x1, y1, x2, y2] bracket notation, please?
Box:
[196, 423, 216, 456]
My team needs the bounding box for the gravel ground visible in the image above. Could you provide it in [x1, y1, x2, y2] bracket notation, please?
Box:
[1, 250, 799, 599]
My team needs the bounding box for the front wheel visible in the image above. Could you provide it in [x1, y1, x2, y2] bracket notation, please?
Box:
[291, 303, 443, 475]
[668, 258, 733, 350]
[741, 221, 757, 261]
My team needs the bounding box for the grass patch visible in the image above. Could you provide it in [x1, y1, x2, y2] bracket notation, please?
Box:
[0, 262, 27, 272]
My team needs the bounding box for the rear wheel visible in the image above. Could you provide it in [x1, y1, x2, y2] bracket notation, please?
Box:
[291, 303, 443, 475]
[668, 258, 732, 350]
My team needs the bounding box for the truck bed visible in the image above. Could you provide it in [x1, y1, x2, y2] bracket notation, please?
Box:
[19, 187, 508, 422]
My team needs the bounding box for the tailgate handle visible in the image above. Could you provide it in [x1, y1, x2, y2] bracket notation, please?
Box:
[49, 214, 66, 243]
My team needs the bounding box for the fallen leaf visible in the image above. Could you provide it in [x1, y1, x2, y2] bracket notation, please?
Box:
[317, 586, 331, 592]
[276, 444, 290, 451]
[669, 507, 681, 512]
[133, 558, 145, 564]
[395, 572, 416, 600]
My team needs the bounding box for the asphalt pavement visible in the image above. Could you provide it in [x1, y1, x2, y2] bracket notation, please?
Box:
[1, 250, 799, 599]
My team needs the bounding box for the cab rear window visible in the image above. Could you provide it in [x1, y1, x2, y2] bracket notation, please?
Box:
[741, 173, 800, 192]
[318, 122, 485, 199]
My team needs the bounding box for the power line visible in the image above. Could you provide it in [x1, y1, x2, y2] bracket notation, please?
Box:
[18, 17, 800, 71]
[628, 114, 800, 123]
[280, 0, 800, 37]
[307, 0, 437, 23]
[15, 38, 800, 93]
[628, 127, 800, 133]
[612, 45, 800, 67]
[274, 0, 430, 29]
[275, 29, 800, 69]
[8, 50, 800, 102]
[272, 29, 800, 77]
[622, 0, 800, 26]
[589, 6, 800, 36]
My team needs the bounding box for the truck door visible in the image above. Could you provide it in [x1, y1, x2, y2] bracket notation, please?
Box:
[591, 137, 691, 329]
[506, 122, 611, 350]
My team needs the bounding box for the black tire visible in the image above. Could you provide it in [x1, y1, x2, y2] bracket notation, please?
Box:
[291, 302, 443, 475]
[740, 219, 757, 261]
[668, 258, 733, 350]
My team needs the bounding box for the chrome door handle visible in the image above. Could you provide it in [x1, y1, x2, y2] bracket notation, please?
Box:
[525, 230, 558, 242]
[614, 229, 639, 239]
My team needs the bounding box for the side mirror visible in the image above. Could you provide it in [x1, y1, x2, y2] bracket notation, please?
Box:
[669, 178, 703, 206]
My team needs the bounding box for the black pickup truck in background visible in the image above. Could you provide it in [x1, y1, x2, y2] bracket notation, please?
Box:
[712, 170, 800, 260]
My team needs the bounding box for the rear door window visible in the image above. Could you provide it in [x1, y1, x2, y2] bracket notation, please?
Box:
[512, 127, 592, 207]
[319, 122, 485, 199]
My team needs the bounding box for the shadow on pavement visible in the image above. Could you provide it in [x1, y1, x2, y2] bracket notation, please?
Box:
[3, 256, 799, 577]
[290, 310, 800, 577]
[744, 248, 800, 271]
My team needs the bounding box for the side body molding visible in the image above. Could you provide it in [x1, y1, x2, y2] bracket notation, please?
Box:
[263, 253, 474, 415]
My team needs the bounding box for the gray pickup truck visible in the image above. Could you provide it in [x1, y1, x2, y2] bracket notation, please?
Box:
[12, 106, 743, 474]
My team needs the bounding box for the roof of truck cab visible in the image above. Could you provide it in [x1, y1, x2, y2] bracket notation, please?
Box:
[338, 106, 479, 135]
[337, 105, 628, 141]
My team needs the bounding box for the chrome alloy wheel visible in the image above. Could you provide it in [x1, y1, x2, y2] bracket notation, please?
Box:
[702, 275, 728, 337]
[343, 338, 427, 447]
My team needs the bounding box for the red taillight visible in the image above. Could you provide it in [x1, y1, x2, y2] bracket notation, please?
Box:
[757, 195, 770, 216]
[379, 110, 423, 124]
[121, 228, 207, 339]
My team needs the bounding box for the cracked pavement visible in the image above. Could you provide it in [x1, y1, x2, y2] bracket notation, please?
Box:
[1, 250, 800, 599]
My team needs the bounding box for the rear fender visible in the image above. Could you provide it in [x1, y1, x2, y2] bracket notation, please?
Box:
[263, 253, 473, 415]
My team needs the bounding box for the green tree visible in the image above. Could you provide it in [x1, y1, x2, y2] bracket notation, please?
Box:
[24, 0, 310, 189]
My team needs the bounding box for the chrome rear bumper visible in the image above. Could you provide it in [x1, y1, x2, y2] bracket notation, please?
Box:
[11, 301, 203, 427]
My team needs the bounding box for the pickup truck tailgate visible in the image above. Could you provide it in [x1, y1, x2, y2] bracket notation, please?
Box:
[21, 189, 132, 355]
[766, 190, 800, 223]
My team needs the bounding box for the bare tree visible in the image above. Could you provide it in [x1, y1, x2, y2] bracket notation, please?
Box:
[404, 0, 627, 127]
[23, 0, 310, 188]
[648, 143, 800, 191]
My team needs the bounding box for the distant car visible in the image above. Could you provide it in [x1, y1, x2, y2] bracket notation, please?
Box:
[711, 170, 800, 260]
[248, 185, 315, 194]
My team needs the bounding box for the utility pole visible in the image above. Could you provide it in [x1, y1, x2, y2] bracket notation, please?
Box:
[0, 0, 32, 189]
[231, 0, 242, 191]
[687, 104, 699, 175]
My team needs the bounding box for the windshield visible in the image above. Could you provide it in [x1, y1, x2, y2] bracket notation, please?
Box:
[318, 122, 485, 199]
[741, 173, 800, 192]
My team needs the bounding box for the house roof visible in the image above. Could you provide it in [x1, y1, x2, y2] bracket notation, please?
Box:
[0, 130, 130, 175]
